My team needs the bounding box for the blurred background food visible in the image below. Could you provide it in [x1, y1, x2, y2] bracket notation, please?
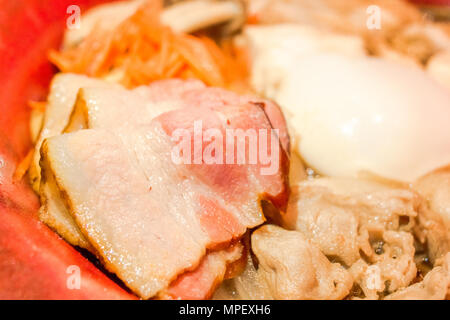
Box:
[239, 0, 450, 183]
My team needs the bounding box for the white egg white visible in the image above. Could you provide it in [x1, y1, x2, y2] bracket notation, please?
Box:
[246, 25, 450, 182]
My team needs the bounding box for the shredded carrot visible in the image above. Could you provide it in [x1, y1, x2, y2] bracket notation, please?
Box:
[49, 0, 249, 91]
[13, 150, 34, 181]
[247, 14, 260, 25]
[28, 101, 46, 112]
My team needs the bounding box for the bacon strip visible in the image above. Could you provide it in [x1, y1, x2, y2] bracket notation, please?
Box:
[40, 79, 289, 299]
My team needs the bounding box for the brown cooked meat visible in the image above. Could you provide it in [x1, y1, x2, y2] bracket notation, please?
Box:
[215, 175, 450, 300]
[214, 225, 353, 300]
[284, 177, 449, 299]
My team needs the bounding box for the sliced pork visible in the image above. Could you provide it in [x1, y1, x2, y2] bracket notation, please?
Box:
[284, 177, 422, 267]
[40, 78, 205, 249]
[30, 73, 119, 192]
[214, 225, 353, 300]
[385, 253, 450, 300]
[414, 166, 450, 232]
[43, 129, 211, 298]
[41, 78, 289, 250]
[39, 79, 289, 299]
[64, 79, 205, 133]
[39, 158, 94, 250]
[252, 225, 353, 300]
[33, 74, 120, 250]
[284, 177, 449, 299]
[215, 174, 450, 300]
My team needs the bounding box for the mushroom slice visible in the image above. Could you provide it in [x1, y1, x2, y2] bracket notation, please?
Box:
[63, 0, 147, 48]
[64, 0, 245, 48]
[162, 0, 244, 34]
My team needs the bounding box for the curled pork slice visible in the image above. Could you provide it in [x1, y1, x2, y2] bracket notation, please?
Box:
[285, 178, 420, 266]
[414, 166, 450, 232]
[413, 166, 450, 264]
[228, 225, 353, 300]
[285, 177, 450, 299]
[384, 253, 450, 300]
[39, 80, 289, 299]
